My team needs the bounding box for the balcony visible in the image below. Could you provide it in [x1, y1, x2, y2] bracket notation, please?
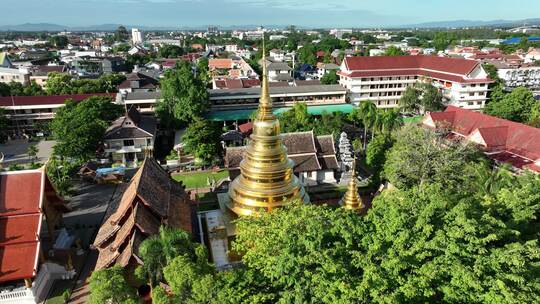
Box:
[6, 112, 55, 120]
[104, 144, 147, 153]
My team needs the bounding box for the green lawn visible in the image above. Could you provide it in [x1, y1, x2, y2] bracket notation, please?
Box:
[172, 170, 229, 189]
[403, 115, 423, 124]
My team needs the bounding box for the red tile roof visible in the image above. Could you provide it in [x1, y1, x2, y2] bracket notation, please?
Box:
[0, 170, 44, 283]
[338, 67, 492, 84]
[425, 106, 540, 172]
[343, 55, 480, 76]
[0, 93, 115, 107]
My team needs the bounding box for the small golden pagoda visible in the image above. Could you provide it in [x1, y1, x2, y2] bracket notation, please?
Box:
[340, 157, 365, 211]
[225, 42, 309, 216]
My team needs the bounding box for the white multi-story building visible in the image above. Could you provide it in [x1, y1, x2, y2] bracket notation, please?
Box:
[131, 28, 143, 45]
[329, 29, 352, 39]
[0, 67, 29, 85]
[269, 49, 285, 62]
[225, 44, 238, 53]
[496, 63, 540, 93]
[338, 55, 493, 110]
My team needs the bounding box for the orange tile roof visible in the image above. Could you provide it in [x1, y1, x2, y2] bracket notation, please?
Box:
[209, 59, 233, 70]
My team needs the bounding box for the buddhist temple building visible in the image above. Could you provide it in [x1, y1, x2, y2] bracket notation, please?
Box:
[0, 169, 72, 303]
[225, 131, 339, 186]
[423, 106, 540, 174]
[93, 158, 196, 273]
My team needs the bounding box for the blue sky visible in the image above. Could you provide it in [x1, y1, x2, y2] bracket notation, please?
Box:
[2, 0, 539, 27]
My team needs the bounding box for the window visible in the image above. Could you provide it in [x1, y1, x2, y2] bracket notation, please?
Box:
[123, 140, 134, 146]
[469, 92, 474, 96]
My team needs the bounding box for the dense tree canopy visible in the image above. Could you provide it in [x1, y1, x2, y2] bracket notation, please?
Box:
[0, 81, 44, 96]
[44, 72, 126, 95]
[158, 45, 185, 58]
[50, 96, 122, 160]
[484, 87, 537, 123]
[231, 166, 540, 303]
[383, 125, 482, 190]
[320, 70, 338, 84]
[89, 266, 137, 304]
[157, 61, 209, 128]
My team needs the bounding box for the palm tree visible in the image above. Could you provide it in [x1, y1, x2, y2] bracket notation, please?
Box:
[355, 101, 378, 149]
[137, 227, 195, 287]
[377, 109, 404, 134]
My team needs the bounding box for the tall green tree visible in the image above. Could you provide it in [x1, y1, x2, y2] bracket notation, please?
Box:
[366, 134, 394, 185]
[115, 25, 129, 42]
[89, 266, 137, 304]
[181, 118, 222, 164]
[383, 125, 481, 190]
[350, 101, 378, 149]
[44, 72, 73, 95]
[383, 45, 406, 56]
[419, 83, 444, 112]
[157, 61, 209, 128]
[375, 109, 403, 134]
[400, 83, 444, 114]
[234, 201, 364, 303]
[137, 227, 205, 287]
[320, 70, 338, 84]
[399, 86, 421, 113]
[50, 96, 122, 160]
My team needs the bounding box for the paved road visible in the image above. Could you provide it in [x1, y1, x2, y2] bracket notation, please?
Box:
[63, 181, 118, 230]
[0, 139, 56, 165]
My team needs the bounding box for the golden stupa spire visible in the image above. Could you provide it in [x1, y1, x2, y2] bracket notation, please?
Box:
[341, 156, 365, 211]
[258, 37, 273, 120]
[226, 37, 309, 216]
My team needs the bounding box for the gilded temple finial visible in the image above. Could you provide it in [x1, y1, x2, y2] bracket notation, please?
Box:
[258, 35, 273, 120]
[341, 154, 365, 212]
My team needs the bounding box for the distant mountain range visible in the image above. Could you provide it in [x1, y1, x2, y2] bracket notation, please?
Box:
[403, 18, 540, 29]
[1, 18, 540, 32]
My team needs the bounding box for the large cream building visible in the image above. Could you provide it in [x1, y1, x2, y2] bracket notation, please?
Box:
[338, 55, 493, 110]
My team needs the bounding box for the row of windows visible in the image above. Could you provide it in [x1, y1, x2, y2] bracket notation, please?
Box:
[363, 91, 402, 98]
[360, 76, 418, 81]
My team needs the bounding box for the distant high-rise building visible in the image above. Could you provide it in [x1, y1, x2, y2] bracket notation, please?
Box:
[207, 26, 218, 34]
[131, 28, 143, 45]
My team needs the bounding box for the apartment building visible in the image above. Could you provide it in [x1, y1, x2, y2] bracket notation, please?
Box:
[338, 55, 493, 110]
[0, 67, 30, 85]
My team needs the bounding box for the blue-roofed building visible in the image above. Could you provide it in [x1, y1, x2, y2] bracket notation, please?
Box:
[501, 36, 540, 45]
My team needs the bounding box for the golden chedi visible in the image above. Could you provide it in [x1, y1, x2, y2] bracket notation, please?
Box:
[341, 157, 365, 211]
[226, 45, 309, 216]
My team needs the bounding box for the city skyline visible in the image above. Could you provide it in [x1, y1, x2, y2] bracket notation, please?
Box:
[1, 0, 539, 28]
